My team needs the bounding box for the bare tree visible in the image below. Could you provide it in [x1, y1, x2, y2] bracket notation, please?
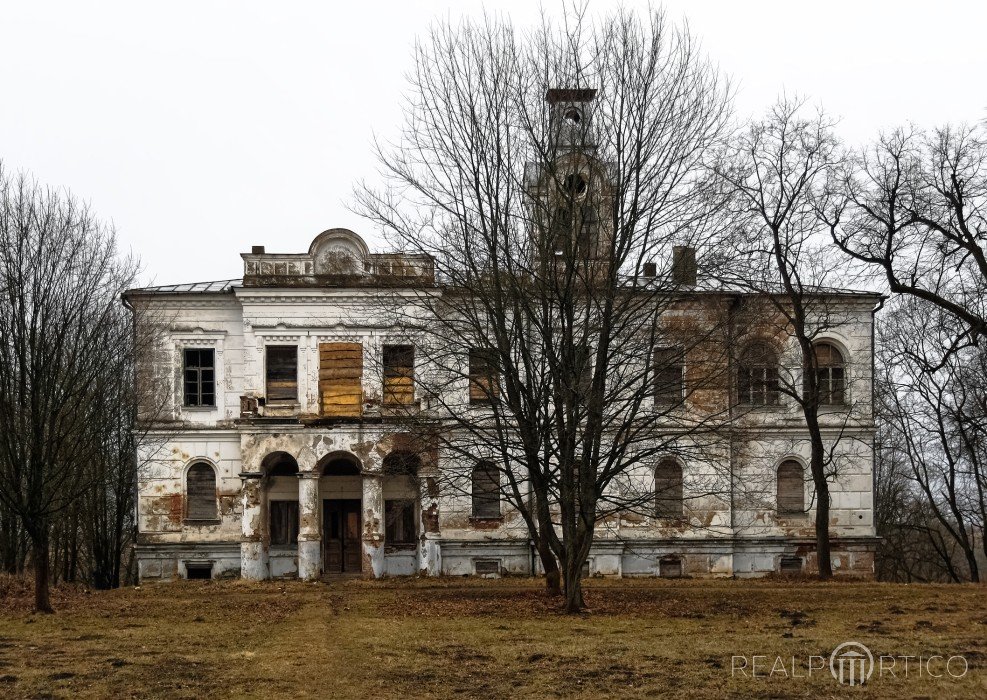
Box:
[877, 296, 987, 582]
[357, 7, 733, 611]
[828, 124, 987, 349]
[0, 165, 139, 611]
[717, 98, 876, 579]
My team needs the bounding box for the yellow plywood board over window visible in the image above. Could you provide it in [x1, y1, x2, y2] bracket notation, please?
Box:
[319, 343, 363, 417]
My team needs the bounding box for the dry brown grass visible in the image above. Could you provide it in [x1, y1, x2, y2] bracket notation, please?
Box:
[0, 575, 985, 698]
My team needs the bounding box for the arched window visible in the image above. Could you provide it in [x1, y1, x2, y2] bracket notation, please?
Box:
[655, 459, 684, 518]
[777, 460, 805, 514]
[471, 461, 501, 519]
[186, 462, 217, 520]
[809, 342, 846, 405]
[737, 343, 780, 405]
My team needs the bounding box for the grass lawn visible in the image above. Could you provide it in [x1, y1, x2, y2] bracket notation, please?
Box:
[0, 576, 985, 698]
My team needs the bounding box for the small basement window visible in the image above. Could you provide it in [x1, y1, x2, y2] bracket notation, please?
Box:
[780, 556, 803, 575]
[185, 562, 213, 580]
[659, 557, 683, 578]
[474, 559, 501, 577]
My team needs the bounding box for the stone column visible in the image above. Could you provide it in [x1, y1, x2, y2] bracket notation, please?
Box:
[361, 473, 385, 578]
[418, 475, 441, 576]
[297, 472, 321, 580]
[240, 473, 268, 580]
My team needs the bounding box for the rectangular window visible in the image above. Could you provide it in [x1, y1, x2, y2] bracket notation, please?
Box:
[385, 499, 417, 545]
[471, 461, 502, 518]
[183, 348, 215, 407]
[270, 500, 299, 546]
[319, 342, 363, 417]
[266, 345, 298, 402]
[469, 348, 499, 404]
[654, 347, 684, 405]
[383, 345, 415, 405]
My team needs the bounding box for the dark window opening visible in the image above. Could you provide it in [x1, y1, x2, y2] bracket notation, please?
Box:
[183, 348, 215, 407]
[186, 462, 217, 520]
[185, 562, 213, 580]
[655, 459, 684, 518]
[471, 461, 501, 518]
[659, 557, 683, 578]
[266, 345, 298, 402]
[383, 344, 415, 405]
[809, 342, 846, 405]
[469, 349, 499, 404]
[654, 347, 685, 405]
[270, 500, 299, 546]
[385, 499, 417, 545]
[737, 343, 780, 405]
[780, 556, 803, 574]
[777, 460, 805, 514]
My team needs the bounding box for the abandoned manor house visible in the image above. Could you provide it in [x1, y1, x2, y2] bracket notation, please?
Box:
[126, 94, 880, 583]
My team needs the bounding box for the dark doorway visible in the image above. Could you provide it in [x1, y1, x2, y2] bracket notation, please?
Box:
[323, 499, 362, 574]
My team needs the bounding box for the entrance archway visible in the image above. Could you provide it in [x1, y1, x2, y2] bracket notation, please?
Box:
[317, 452, 363, 574]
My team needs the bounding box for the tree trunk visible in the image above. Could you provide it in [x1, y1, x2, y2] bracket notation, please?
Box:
[537, 539, 561, 596]
[563, 558, 585, 613]
[33, 534, 53, 614]
[814, 477, 833, 579]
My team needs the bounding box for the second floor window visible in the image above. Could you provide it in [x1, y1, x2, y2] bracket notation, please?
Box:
[737, 343, 780, 406]
[183, 349, 215, 407]
[383, 344, 415, 405]
[266, 345, 298, 402]
[654, 347, 684, 405]
[469, 348, 499, 404]
[809, 342, 846, 406]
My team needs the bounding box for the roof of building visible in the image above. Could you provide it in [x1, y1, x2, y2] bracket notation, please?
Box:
[126, 279, 242, 295]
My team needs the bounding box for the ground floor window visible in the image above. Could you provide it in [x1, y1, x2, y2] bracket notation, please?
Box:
[385, 499, 417, 545]
[270, 500, 299, 545]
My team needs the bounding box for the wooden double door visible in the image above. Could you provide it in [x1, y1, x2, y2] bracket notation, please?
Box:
[323, 499, 362, 574]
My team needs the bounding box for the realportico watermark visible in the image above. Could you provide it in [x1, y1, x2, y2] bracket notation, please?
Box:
[731, 641, 969, 686]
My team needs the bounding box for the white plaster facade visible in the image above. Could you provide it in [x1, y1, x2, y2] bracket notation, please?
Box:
[126, 227, 880, 582]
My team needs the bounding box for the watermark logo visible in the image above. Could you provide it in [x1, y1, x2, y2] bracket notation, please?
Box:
[829, 641, 873, 686]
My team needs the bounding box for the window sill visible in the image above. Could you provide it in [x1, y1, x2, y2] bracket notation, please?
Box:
[183, 518, 221, 526]
[385, 543, 418, 552]
[469, 516, 504, 526]
[182, 406, 218, 412]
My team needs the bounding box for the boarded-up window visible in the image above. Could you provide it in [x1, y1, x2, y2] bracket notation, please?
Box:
[383, 345, 415, 405]
[471, 461, 501, 518]
[266, 346, 297, 402]
[469, 348, 498, 404]
[385, 499, 417, 545]
[474, 559, 501, 576]
[183, 349, 215, 407]
[780, 556, 803, 574]
[186, 463, 217, 520]
[777, 460, 805, 514]
[319, 342, 363, 417]
[659, 557, 683, 578]
[655, 459, 684, 518]
[654, 347, 684, 405]
[809, 342, 846, 405]
[737, 343, 780, 405]
[270, 500, 299, 545]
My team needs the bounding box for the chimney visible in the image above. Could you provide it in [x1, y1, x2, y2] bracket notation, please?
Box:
[642, 262, 657, 278]
[251, 245, 265, 255]
[672, 246, 697, 286]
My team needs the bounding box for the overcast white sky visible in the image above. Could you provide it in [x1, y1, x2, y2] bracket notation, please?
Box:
[2, 1, 984, 286]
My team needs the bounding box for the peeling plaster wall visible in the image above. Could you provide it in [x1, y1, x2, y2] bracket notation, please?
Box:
[132, 258, 879, 581]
